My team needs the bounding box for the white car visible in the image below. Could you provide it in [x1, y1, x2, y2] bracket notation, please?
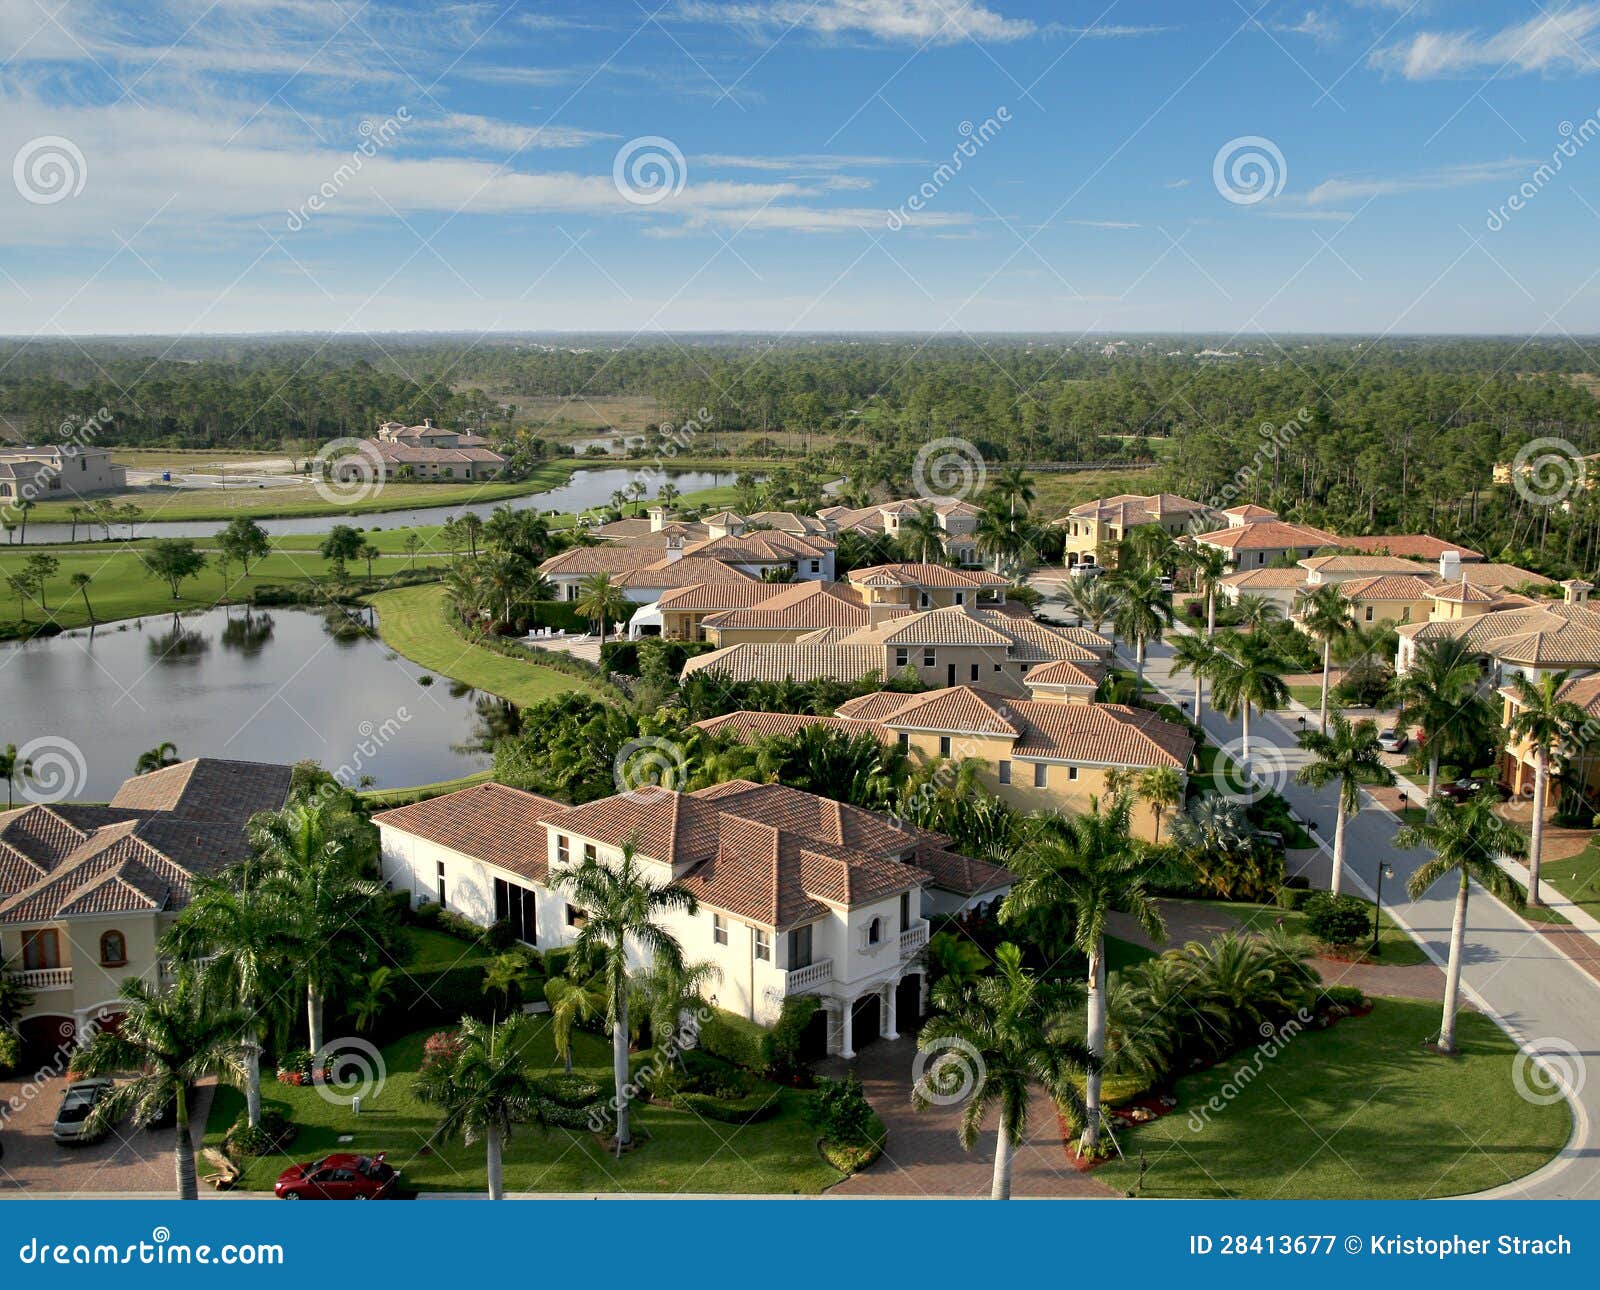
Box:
[1068, 563, 1101, 579]
[1376, 728, 1409, 754]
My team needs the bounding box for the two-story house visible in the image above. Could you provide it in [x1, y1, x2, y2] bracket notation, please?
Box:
[374, 780, 1011, 1059]
[1053, 493, 1216, 569]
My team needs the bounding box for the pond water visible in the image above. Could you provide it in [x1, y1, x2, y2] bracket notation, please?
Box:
[0, 606, 505, 800]
[17, 467, 748, 544]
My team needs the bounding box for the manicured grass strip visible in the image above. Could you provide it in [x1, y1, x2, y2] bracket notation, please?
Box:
[1194, 897, 1429, 967]
[204, 1023, 842, 1195]
[399, 927, 493, 972]
[1535, 835, 1600, 923]
[366, 584, 585, 708]
[1096, 998, 1571, 1199]
[1287, 684, 1324, 708]
[359, 768, 496, 808]
[1105, 935, 1157, 975]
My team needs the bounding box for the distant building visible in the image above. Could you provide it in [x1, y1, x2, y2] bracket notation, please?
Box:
[336, 419, 507, 482]
[0, 446, 125, 503]
[1052, 493, 1216, 568]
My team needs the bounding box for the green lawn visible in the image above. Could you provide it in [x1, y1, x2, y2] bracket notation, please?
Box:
[203, 1021, 843, 1195]
[399, 926, 495, 973]
[359, 768, 496, 809]
[1097, 998, 1571, 1198]
[1288, 684, 1324, 708]
[1536, 835, 1600, 921]
[1106, 935, 1157, 975]
[1196, 897, 1430, 967]
[366, 584, 587, 707]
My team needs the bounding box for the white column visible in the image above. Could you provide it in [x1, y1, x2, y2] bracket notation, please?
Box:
[837, 1000, 856, 1061]
[881, 981, 899, 1041]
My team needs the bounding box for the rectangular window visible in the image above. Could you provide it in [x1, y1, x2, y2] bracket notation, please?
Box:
[583, 843, 597, 863]
[970, 663, 979, 681]
[494, 877, 538, 945]
[788, 923, 813, 969]
[918, 592, 931, 608]
[754, 928, 771, 961]
[954, 591, 965, 605]
[809, 560, 820, 573]
[713, 913, 728, 946]
[1033, 763, 1047, 788]
[1068, 766, 1079, 781]
[436, 860, 447, 907]
[21, 928, 59, 970]
[556, 835, 569, 865]
[923, 648, 936, 667]
[895, 647, 909, 668]
[998, 760, 1011, 784]
[565, 904, 587, 929]
[900, 891, 911, 932]
[1365, 606, 1375, 622]
[939, 735, 952, 757]
[898, 731, 910, 751]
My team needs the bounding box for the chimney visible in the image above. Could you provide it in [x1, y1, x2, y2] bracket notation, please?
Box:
[665, 534, 683, 563]
[1563, 578, 1593, 605]
[649, 506, 666, 533]
[1439, 550, 1462, 582]
[423, 417, 435, 429]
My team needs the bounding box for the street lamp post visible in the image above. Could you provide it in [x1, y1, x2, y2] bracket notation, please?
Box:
[1372, 862, 1395, 958]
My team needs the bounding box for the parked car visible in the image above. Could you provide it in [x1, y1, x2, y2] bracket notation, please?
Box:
[53, 1079, 115, 1145]
[1376, 728, 1409, 754]
[1439, 776, 1497, 801]
[1158, 575, 1175, 593]
[275, 1153, 399, 1200]
[136, 1092, 177, 1132]
[1068, 562, 1101, 579]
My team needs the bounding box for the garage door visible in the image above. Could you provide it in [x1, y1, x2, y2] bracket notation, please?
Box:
[17, 1015, 74, 1071]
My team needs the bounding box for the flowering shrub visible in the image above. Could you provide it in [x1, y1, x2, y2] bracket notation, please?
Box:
[421, 1029, 466, 1072]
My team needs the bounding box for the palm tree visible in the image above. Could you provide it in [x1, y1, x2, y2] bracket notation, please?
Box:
[912, 942, 1093, 1197]
[458, 512, 484, 558]
[1138, 765, 1183, 842]
[575, 571, 628, 645]
[657, 481, 680, 510]
[66, 504, 83, 543]
[982, 464, 1035, 524]
[161, 873, 295, 1129]
[70, 572, 95, 624]
[72, 977, 248, 1200]
[899, 505, 946, 563]
[248, 797, 381, 1054]
[17, 499, 33, 545]
[1184, 543, 1230, 636]
[999, 799, 1162, 1156]
[1110, 565, 1174, 694]
[1507, 671, 1586, 908]
[1170, 630, 1220, 724]
[135, 742, 181, 774]
[974, 508, 1018, 574]
[414, 1015, 541, 1200]
[1295, 582, 1356, 733]
[544, 973, 606, 1073]
[1072, 579, 1117, 639]
[1295, 713, 1395, 896]
[0, 744, 32, 807]
[1397, 795, 1528, 1053]
[634, 952, 720, 1052]
[1209, 631, 1289, 763]
[1234, 592, 1280, 633]
[1393, 636, 1482, 802]
[360, 542, 380, 581]
[556, 842, 697, 1151]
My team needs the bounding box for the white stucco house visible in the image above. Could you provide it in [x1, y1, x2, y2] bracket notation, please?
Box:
[373, 779, 1011, 1059]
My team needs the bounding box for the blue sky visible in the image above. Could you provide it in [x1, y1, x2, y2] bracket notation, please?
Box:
[3, 0, 1599, 334]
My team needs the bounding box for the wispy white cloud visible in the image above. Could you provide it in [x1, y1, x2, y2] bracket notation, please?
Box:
[1164, 177, 1193, 189]
[1371, 5, 1600, 79]
[1304, 158, 1532, 203]
[674, 0, 1038, 45]
[426, 114, 615, 151]
[1272, 9, 1340, 42]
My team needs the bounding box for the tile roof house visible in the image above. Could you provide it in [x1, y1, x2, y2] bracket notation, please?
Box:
[337, 420, 506, 481]
[1193, 519, 1342, 569]
[1053, 493, 1216, 568]
[0, 758, 293, 1063]
[817, 497, 985, 564]
[376, 779, 1007, 1056]
[1395, 578, 1600, 678]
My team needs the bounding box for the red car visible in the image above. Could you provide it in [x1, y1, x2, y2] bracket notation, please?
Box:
[275, 1153, 399, 1200]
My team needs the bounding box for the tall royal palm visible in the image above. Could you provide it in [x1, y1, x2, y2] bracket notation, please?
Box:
[161, 873, 295, 1129]
[557, 841, 697, 1151]
[974, 508, 1019, 574]
[1170, 630, 1221, 724]
[575, 571, 629, 645]
[1184, 543, 1230, 637]
[1397, 795, 1527, 1053]
[999, 799, 1163, 1156]
[415, 1015, 541, 1200]
[1110, 565, 1174, 695]
[248, 797, 382, 1054]
[1295, 582, 1356, 733]
[72, 977, 247, 1200]
[1507, 671, 1585, 908]
[983, 465, 1035, 525]
[913, 942, 1092, 1197]
[1393, 636, 1481, 802]
[1295, 713, 1395, 897]
[899, 504, 946, 563]
[1209, 630, 1289, 763]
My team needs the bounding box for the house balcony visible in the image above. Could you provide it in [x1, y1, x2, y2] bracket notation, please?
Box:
[900, 919, 930, 958]
[781, 958, 834, 996]
[17, 967, 72, 990]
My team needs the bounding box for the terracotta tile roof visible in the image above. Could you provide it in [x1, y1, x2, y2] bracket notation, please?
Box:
[108, 758, 292, 821]
[372, 783, 566, 885]
[1426, 579, 1496, 604]
[683, 531, 834, 562]
[1338, 534, 1484, 561]
[876, 687, 1023, 736]
[1338, 574, 1441, 601]
[1221, 504, 1277, 520]
[1300, 555, 1432, 576]
[654, 583, 788, 613]
[1062, 493, 1211, 525]
[1195, 520, 1341, 551]
[1022, 658, 1104, 689]
[700, 581, 875, 631]
[744, 511, 832, 536]
[856, 608, 1018, 648]
[1221, 568, 1310, 589]
[848, 562, 1008, 589]
[1400, 602, 1600, 667]
[834, 691, 921, 722]
[681, 642, 890, 685]
[616, 557, 760, 591]
[1009, 701, 1193, 768]
[1553, 672, 1600, 716]
[913, 844, 1013, 897]
[540, 545, 664, 576]
[1458, 563, 1553, 589]
[693, 711, 874, 741]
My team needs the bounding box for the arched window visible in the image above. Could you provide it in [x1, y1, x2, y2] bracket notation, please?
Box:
[867, 917, 883, 946]
[99, 930, 127, 966]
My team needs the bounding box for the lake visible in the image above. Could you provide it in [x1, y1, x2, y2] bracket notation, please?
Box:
[0, 606, 501, 800]
[17, 467, 748, 544]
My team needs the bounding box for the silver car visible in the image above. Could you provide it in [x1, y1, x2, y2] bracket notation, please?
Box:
[1376, 728, 1409, 754]
[53, 1078, 114, 1145]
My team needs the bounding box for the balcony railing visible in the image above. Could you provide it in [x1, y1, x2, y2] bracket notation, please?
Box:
[16, 967, 72, 990]
[900, 919, 930, 958]
[782, 958, 834, 995]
